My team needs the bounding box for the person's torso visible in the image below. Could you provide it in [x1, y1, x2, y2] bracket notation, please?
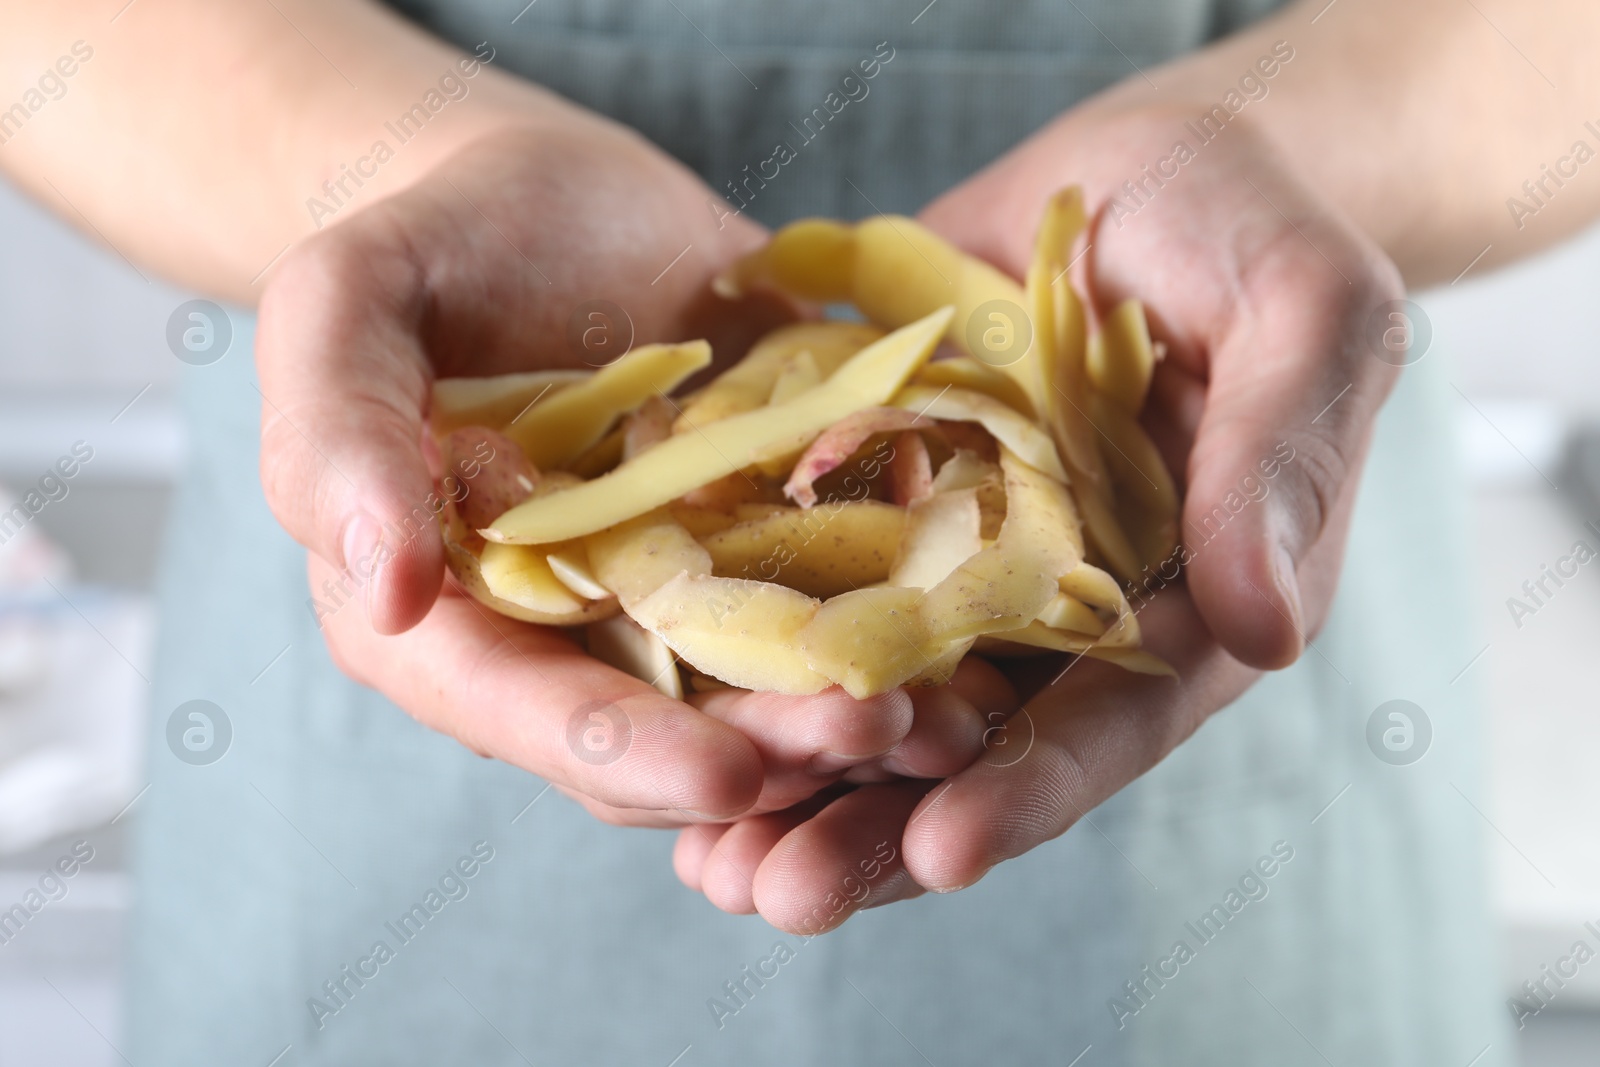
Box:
[385, 0, 1286, 220]
[125, 3, 1512, 1065]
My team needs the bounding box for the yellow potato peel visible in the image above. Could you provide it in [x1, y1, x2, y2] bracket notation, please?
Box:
[487, 308, 953, 545]
[504, 341, 711, 470]
[432, 191, 1183, 693]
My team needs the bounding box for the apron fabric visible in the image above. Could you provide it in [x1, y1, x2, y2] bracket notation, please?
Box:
[127, 3, 1512, 1064]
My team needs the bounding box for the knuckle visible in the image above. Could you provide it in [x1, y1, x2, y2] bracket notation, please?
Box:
[257, 236, 364, 348]
[263, 225, 391, 311]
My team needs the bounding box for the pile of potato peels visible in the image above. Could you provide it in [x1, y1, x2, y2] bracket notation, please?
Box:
[430, 189, 1180, 699]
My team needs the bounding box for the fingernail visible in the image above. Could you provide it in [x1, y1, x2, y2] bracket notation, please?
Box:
[1273, 543, 1304, 633]
[342, 513, 385, 618]
[930, 864, 993, 894]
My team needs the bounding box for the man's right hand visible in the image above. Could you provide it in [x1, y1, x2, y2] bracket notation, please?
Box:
[257, 126, 1004, 827]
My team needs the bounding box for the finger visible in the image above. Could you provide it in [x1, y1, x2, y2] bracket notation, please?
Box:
[557, 785, 703, 830]
[1061, 157, 1400, 672]
[258, 228, 444, 635]
[694, 792, 838, 914]
[689, 686, 915, 770]
[944, 654, 1019, 719]
[688, 686, 914, 810]
[754, 782, 932, 935]
[877, 678, 995, 779]
[674, 822, 733, 892]
[901, 593, 1253, 892]
[840, 654, 1019, 782]
[1184, 229, 1400, 667]
[315, 554, 763, 818]
[1140, 357, 1206, 496]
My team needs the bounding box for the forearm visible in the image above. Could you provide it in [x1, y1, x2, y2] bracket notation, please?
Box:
[0, 0, 597, 302]
[1086, 0, 1600, 283]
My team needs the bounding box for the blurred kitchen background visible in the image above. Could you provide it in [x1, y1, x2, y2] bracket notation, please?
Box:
[2, 171, 1599, 1064]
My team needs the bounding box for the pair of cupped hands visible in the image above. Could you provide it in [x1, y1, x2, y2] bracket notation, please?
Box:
[255, 102, 1402, 932]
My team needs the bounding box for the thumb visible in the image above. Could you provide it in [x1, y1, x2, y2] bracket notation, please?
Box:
[256, 239, 445, 635]
[1182, 264, 1401, 670]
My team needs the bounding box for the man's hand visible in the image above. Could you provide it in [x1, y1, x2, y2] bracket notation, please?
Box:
[673, 105, 1403, 927]
[924, 104, 1403, 671]
[257, 126, 1000, 827]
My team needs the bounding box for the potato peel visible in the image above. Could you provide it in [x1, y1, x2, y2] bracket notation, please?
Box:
[890, 385, 1069, 484]
[700, 500, 905, 599]
[783, 406, 924, 507]
[504, 341, 711, 469]
[586, 612, 683, 699]
[488, 308, 953, 544]
[631, 573, 832, 694]
[674, 321, 884, 433]
[433, 192, 1180, 694]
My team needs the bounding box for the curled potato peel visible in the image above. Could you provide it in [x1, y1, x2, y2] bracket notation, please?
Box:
[699, 500, 905, 599]
[673, 321, 884, 432]
[503, 341, 711, 470]
[768, 349, 823, 405]
[717, 215, 1043, 417]
[913, 357, 1037, 421]
[486, 308, 953, 545]
[887, 430, 934, 506]
[430, 370, 588, 434]
[586, 612, 684, 699]
[596, 446, 1097, 698]
[712, 218, 857, 305]
[431, 192, 1179, 692]
[782, 406, 925, 507]
[443, 531, 620, 628]
[713, 191, 1177, 584]
[433, 427, 620, 627]
[585, 512, 712, 607]
[889, 488, 982, 591]
[1024, 192, 1149, 583]
[1089, 299, 1158, 413]
[890, 384, 1069, 485]
[632, 573, 833, 695]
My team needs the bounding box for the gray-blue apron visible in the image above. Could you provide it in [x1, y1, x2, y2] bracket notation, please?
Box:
[127, 3, 1512, 1064]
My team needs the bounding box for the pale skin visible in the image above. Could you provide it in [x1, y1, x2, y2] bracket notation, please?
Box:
[3, 0, 1597, 931]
